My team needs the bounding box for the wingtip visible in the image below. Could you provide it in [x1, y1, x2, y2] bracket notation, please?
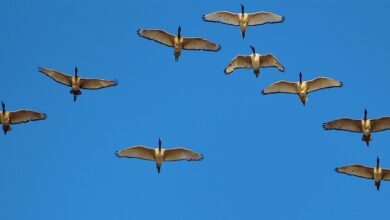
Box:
[136, 29, 143, 37]
[334, 167, 340, 173]
[115, 151, 122, 158]
[322, 123, 328, 130]
[261, 90, 266, 95]
[339, 81, 344, 87]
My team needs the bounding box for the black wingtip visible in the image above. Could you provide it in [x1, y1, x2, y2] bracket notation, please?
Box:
[261, 90, 266, 95]
[136, 29, 143, 37]
[334, 167, 339, 173]
[202, 15, 207, 21]
[322, 123, 328, 130]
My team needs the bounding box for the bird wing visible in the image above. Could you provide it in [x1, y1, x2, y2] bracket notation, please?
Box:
[370, 117, 390, 132]
[260, 54, 285, 72]
[79, 78, 118, 90]
[115, 146, 155, 161]
[137, 29, 175, 47]
[163, 148, 204, 161]
[224, 55, 252, 74]
[182, 37, 221, 51]
[322, 118, 362, 132]
[306, 77, 343, 93]
[261, 81, 298, 95]
[381, 168, 390, 181]
[335, 165, 373, 180]
[38, 67, 72, 87]
[247, 12, 284, 26]
[9, 110, 47, 124]
[202, 11, 240, 26]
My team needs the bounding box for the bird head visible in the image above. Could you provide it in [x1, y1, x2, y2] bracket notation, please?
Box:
[1, 101, 5, 112]
[249, 45, 256, 54]
[178, 26, 182, 38]
[158, 138, 162, 151]
[75, 66, 78, 78]
[364, 108, 368, 121]
[377, 156, 380, 168]
[299, 72, 303, 84]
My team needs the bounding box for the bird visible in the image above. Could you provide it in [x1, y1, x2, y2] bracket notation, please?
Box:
[0, 101, 47, 135]
[224, 45, 284, 77]
[38, 66, 118, 102]
[202, 4, 284, 38]
[335, 157, 390, 190]
[137, 26, 221, 61]
[323, 109, 390, 146]
[261, 72, 343, 105]
[115, 138, 204, 173]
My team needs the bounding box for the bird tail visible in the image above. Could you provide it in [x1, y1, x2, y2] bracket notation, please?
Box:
[375, 181, 381, 190]
[362, 134, 372, 146]
[174, 50, 181, 62]
[3, 125, 11, 135]
[254, 68, 259, 77]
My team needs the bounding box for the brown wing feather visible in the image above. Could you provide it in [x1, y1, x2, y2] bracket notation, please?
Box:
[182, 37, 221, 51]
[79, 78, 118, 90]
[306, 77, 343, 93]
[247, 12, 284, 26]
[322, 118, 362, 133]
[381, 169, 390, 181]
[224, 55, 252, 74]
[202, 11, 240, 26]
[370, 117, 390, 132]
[262, 81, 298, 95]
[137, 29, 175, 47]
[335, 165, 374, 180]
[9, 110, 47, 124]
[164, 148, 204, 161]
[260, 54, 284, 72]
[115, 146, 155, 161]
[38, 67, 72, 87]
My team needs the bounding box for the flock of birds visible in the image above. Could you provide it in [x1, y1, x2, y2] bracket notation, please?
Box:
[1, 4, 390, 189]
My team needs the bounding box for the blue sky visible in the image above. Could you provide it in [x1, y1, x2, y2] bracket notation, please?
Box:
[1, 0, 390, 219]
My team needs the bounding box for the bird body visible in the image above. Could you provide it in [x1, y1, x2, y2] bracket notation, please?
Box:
[262, 72, 342, 105]
[323, 109, 390, 146]
[336, 157, 390, 190]
[224, 45, 284, 77]
[137, 27, 220, 61]
[116, 139, 203, 173]
[0, 101, 47, 135]
[203, 4, 284, 38]
[38, 67, 118, 102]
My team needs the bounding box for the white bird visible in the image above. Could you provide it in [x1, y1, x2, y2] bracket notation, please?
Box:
[115, 139, 204, 173]
[38, 66, 118, 102]
[323, 109, 390, 146]
[137, 26, 221, 61]
[336, 157, 390, 190]
[0, 101, 47, 135]
[224, 45, 284, 77]
[262, 72, 343, 105]
[203, 4, 284, 38]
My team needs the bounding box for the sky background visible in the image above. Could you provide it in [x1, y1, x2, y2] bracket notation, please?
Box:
[1, 0, 390, 219]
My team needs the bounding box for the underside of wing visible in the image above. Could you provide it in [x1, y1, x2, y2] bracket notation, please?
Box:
[260, 54, 284, 72]
[79, 78, 118, 90]
[202, 11, 240, 26]
[335, 165, 373, 180]
[182, 37, 221, 51]
[262, 81, 298, 95]
[9, 110, 47, 124]
[164, 148, 204, 161]
[322, 118, 362, 132]
[381, 169, 390, 181]
[247, 12, 284, 26]
[370, 117, 390, 132]
[38, 67, 72, 87]
[224, 55, 252, 74]
[306, 77, 343, 93]
[137, 29, 175, 47]
[115, 146, 155, 161]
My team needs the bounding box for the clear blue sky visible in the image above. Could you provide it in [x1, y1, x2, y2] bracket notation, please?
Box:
[1, 0, 390, 219]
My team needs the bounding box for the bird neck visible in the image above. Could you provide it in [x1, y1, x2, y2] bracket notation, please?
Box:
[241, 4, 244, 14]
[377, 158, 380, 169]
[178, 27, 181, 38]
[1, 102, 5, 113]
[364, 109, 367, 121]
[299, 72, 302, 84]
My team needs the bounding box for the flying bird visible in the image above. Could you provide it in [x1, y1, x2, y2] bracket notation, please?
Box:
[137, 26, 221, 61]
[0, 101, 46, 135]
[336, 157, 390, 190]
[38, 66, 118, 102]
[202, 4, 284, 38]
[224, 45, 284, 77]
[115, 139, 203, 173]
[262, 72, 343, 105]
[323, 109, 390, 146]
